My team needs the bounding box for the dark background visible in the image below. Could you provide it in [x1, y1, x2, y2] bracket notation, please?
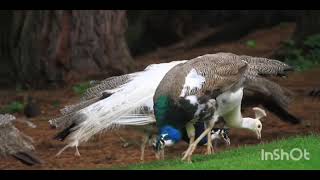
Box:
[0, 10, 319, 89]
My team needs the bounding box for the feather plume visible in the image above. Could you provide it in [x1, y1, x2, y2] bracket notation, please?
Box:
[56, 60, 186, 153]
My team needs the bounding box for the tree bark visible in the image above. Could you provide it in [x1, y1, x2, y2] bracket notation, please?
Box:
[0, 10, 133, 88]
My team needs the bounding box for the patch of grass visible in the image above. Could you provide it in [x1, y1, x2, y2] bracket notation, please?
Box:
[283, 34, 320, 72]
[0, 101, 25, 114]
[246, 40, 257, 48]
[72, 81, 91, 96]
[115, 135, 320, 170]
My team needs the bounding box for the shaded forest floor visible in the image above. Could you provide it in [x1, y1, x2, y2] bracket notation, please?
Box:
[0, 23, 319, 170]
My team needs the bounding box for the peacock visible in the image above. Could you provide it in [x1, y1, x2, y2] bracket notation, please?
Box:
[50, 53, 300, 162]
[49, 60, 187, 157]
[50, 59, 230, 160]
[151, 52, 300, 162]
[0, 114, 43, 166]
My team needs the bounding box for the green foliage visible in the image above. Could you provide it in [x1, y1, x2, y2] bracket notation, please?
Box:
[0, 101, 25, 113]
[15, 83, 24, 93]
[51, 100, 61, 108]
[115, 135, 320, 170]
[304, 34, 320, 49]
[246, 40, 257, 48]
[72, 81, 91, 96]
[279, 22, 290, 28]
[283, 34, 320, 71]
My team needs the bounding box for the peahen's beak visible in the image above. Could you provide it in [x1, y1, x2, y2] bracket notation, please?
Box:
[153, 138, 165, 160]
[256, 130, 261, 140]
[222, 128, 230, 146]
[224, 137, 231, 146]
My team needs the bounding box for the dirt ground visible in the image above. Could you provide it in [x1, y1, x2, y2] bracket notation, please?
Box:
[0, 23, 319, 170]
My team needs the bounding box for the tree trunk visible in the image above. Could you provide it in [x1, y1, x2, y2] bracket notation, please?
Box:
[0, 10, 133, 89]
[293, 10, 320, 45]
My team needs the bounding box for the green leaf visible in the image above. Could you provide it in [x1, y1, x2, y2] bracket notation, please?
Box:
[246, 40, 256, 48]
[72, 81, 91, 96]
[51, 100, 61, 108]
[0, 101, 25, 113]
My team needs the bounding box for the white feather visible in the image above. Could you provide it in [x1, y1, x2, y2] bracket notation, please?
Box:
[63, 60, 187, 148]
[180, 68, 205, 97]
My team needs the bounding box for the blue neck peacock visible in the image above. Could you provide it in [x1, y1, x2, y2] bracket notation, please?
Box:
[152, 52, 300, 162]
[49, 52, 300, 162]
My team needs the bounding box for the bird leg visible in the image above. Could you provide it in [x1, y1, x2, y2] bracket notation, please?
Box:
[182, 122, 195, 163]
[140, 133, 150, 161]
[160, 149, 165, 160]
[204, 122, 214, 155]
[182, 115, 218, 162]
[206, 133, 214, 155]
[155, 148, 165, 160]
[56, 144, 70, 157]
[75, 145, 81, 157]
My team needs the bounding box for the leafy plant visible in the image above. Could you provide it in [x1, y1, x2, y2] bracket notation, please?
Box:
[279, 22, 290, 28]
[283, 34, 320, 72]
[15, 83, 24, 93]
[51, 100, 61, 108]
[72, 81, 91, 96]
[246, 40, 256, 48]
[0, 101, 25, 113]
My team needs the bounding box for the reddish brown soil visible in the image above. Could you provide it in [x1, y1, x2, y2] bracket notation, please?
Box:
[0, 23, 319, 170]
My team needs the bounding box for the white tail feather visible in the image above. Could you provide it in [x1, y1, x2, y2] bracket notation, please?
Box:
[63, 60, 187, 148]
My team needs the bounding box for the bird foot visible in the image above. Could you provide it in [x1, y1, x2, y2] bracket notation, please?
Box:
[181, 150, 187, 156]
[75, 148, 81, 157]
[181, 143, 196, 162]
[205, 144, 214, 155]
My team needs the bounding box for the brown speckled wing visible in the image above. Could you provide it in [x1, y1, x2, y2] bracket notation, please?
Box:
[81, 74, 133, 101]
[154, 53, 249, 102]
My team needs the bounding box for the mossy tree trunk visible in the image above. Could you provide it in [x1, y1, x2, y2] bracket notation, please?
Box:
[0, 10, 133, 89]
